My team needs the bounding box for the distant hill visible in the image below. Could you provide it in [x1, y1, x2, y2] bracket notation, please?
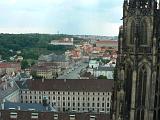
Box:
[73, 35, 118, 41]
[0, 33, 77, 60]
[0, 33, 117, 60]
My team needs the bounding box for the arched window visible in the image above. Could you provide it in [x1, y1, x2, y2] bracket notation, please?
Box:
[140, 1, 148, 7]
[153, 110, 156, 120]
[136, 66, 147, 120]
[153, 66, 160, 120]
[140, 20, 147, 45]
[130, 21, 136, 44]
[124, 65, 132, 118]
[158, 109, 160, 119]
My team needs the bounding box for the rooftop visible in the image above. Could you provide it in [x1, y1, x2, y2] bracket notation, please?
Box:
[0, 81, 19, 102]
[16, 79, 113, 92]
[96, 40, 118, 45]
[0, 110, 110, 120]
[1, 102, 56, 112]
[31, 65, 52, 71]
[17, 72, 31, 80]
[39, 53, 67, 62]
[89, 60, 98, 64]
[37, 62, 61, 68]
[0, 62, 21, 68]
[94, 66, 115, 71]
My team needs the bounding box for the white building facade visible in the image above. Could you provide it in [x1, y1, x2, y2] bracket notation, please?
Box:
[89, 60, 99, 69]
[18, 79, 113, 114]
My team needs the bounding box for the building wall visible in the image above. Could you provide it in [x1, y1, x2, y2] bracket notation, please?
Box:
[36, 70, 53, 79]
[20, 90, 112, 113]
[93, 71, 114, 79]
[6, 68, 17, 75]
[89, 63, 99, 69]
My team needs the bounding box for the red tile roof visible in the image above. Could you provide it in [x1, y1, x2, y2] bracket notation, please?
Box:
[0, 62, 21, 68]
[17, 79, 114, 92]
[96, 40, 118, 45]
[0, 110, 110, 120]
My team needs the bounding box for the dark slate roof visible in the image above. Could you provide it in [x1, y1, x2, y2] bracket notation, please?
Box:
[19, 72, 30, 79]
[0, 110, 110, 120]
[2, 102, 56, 112]
[16, 80, 29, 89]
[0, 81, 19, 101]
[49, 54, 67, 62]
[94, 66, 115, 71]
[40, 53, 67, 62]
[16, 79, 113, 92]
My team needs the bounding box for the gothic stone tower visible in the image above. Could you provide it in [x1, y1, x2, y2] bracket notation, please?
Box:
[112, 0, 160, 120]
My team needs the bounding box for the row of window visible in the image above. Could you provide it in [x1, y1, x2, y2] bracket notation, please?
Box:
[62, 108, 110, 112]
[21, 91, 111, 96]
[23, 100, 110, 108]
[61, 102, 110, 107]
[22, 95, 110, 101]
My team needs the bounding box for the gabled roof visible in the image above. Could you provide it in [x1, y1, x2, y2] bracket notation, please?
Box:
[0, 110, 110, 120]
[2, 102, 56, 112]
[94, 66, 115, 71]
[96, 40, 118, 45]
[16, 79, 113, 92]
[0, 62, 20, 68]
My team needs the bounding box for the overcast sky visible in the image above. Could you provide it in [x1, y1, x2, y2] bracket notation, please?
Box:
[0, 0, 124, 36]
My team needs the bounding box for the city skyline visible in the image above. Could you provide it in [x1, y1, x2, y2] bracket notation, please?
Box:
[0, 0, 123, 36]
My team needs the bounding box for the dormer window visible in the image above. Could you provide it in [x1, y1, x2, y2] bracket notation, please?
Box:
[69, 115, 75, 120]
[31, 113, 38, 119]
[10, 112, 17, 119]
[54, 114, 58, 120]
[90, 115, 96, 120]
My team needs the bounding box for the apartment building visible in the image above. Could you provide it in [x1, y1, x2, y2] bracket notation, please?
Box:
[96, 40, 118, 50]
[0, 62, 21, 75]
[38, 53, 69, 69]
[31, 66, 53, 79]
[17, 79, 113, 114]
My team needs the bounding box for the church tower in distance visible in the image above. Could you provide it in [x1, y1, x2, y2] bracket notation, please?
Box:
[112, 0, 160, 120]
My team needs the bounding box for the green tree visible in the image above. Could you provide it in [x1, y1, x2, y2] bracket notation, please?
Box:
[21, 60, 29, 69]
[31, 61, 36, 66]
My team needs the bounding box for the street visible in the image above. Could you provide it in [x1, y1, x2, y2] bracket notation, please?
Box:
[57, 62, 88, 79]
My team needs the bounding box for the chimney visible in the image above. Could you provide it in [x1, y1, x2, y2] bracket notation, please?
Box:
[1, 99, 5, 110]
[17, 106, 20, 110]
[3, 84, 7, 90]
[1, 103, 4, 110]
[46, 106, 48, 111]
[64, 79, 66, 83]
[10, 81, 14, 88]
